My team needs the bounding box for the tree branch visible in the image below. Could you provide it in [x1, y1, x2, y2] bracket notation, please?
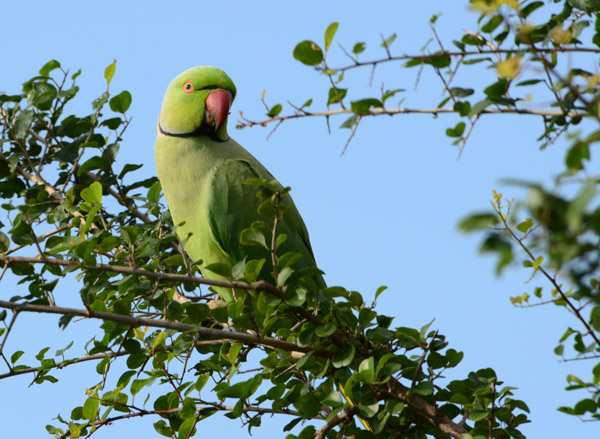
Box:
[322, 47, 600, 74]
[0, 339, 226, 381]
[236, 106, 583, 131]
[90, 402, 310, 434]
[0, 299, 314, 355]
[314, 407, 358, 439]
[0, 255, 282, 293]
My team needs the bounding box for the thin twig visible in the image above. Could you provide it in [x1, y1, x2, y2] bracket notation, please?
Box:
[0, 299, 316, 355]
[0, 311, 19, 371]
[458, 113, 480, 158]
[496, 208, 600, 348]
[236, 106, 584, 131]
[270, 192, 282, 284]
[321, 47, 600, 74]
[341, 115, 361, 156]
[314, 407, 358, 439]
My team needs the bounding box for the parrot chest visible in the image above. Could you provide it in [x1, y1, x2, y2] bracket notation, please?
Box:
[155, 138, 230, 269]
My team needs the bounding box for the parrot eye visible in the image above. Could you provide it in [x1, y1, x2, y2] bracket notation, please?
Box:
[182, 81, 194, 93]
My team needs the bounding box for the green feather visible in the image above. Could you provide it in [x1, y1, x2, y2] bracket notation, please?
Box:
[155, 66, 323, 301]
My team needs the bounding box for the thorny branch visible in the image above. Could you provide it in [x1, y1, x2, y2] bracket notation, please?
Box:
[236, 106, 581, 131]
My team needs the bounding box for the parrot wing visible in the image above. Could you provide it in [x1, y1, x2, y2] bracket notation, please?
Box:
[207, 158, 319, 285]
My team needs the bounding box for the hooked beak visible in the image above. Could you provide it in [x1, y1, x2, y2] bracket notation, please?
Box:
[205, 89, 232, 133]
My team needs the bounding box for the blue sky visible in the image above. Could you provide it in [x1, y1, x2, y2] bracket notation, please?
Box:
[0, 1, 596, 438]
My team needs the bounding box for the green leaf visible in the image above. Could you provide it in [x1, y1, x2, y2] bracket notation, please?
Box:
[101, 117, 122, 130]
[211, 305, 229, 323]
[324, 22, 339, 52]
[469, 410, 490, 421]
[80, 181, 103, 204]
[286, 287, 306, 307]
[162, 254, 183, 267]
[82, 397, 99, 421]
[77, 156, 106, 176]
[458, 213, 497, 231]
[55, 341, 74, 357]
[293, 40, 324, 66]
[277, 266, 294, 287]
[245, 258, 266, 282]
[449, 87, 474, 98]
[104, 60, 117, 86]
[321, 390, 343, 407]
[340, 115, 359, 129]
[187, 303, 209, 323]
[295, 393, 321, 419]
[359, 402, 380, 419]
[275, 233, 287, 250]
[92, 91, 109, 110]
[426, 53, 451, 68]
[567, 0, 600, 11]
[0, 232, 10, 252]
[566, 182, 595, 232]
[411, 382, 434, 396]
[204, 262, 231, 278]
[328, 87, 347, 105]
[227, 343, 243, 365]
[267, 104, 282, 117]
[109, 91, 132, 113]
[516, 79, 543, 87]
[469, 99, 493, 116]
[359, 357, 375, 383]
[565, 142, 590, 170]
[351, 98, 382, 115]
[315, 322, 337, 337]
[382, 88, 405, 103]
[481, 15, 503, 33]
[178, 416, 196, 439]
[516, 218, 534, 233]
[10, 350, 24, 364]
[119, 163, 143, 179]
[240, 228, 267, 248]
[39, 60, 61, 76]
[381, 33, 397, 49]
[446, 122, 465, 138]
[374, 285, 388, 301]
[352, 42, 366, 54]
[484, 78, 509, 99]
[520, 1, 544, 18]
[332, 345, 355, 368]
[14, 109, 34, 139]
[166, 301, 183, 322]
[126, 353, 147, 369]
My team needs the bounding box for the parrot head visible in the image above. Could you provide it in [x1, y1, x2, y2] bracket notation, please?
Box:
[158, 66, 237, 141]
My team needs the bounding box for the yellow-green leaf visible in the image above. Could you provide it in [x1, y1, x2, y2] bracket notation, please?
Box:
[80, 181, 103, 204]
[104, 59, 117, 86]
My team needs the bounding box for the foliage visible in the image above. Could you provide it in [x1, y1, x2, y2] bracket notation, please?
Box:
[241, 0, 600, 430]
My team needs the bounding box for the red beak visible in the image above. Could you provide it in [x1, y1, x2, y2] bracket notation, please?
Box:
[205, 89, 231, 132]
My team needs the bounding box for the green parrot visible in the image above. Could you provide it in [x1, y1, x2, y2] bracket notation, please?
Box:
[155, 66, 372, 433]
[154, 66, 324, 302]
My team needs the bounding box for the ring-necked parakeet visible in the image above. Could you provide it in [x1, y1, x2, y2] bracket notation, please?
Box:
[155, 66, 373, 433]
[154, 66, 324, 302]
